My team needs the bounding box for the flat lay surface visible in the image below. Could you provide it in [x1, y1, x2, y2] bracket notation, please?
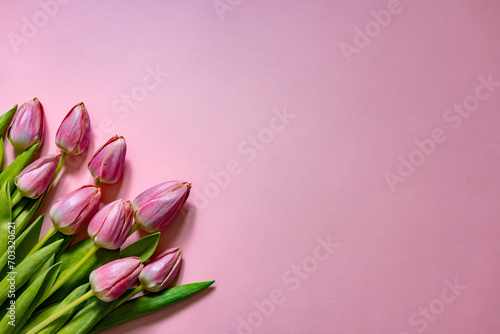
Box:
[1, 1, 500, 333]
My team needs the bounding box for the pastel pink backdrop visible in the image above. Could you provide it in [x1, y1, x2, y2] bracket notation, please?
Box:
[1, 1, 500, 333]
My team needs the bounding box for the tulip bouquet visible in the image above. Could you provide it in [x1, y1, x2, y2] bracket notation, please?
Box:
[0, 99, 214, 334]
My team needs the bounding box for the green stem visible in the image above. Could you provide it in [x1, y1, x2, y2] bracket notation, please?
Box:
[46, 243, 100, 298]
[26, 289, 94, 334]
[11, 191, 23, 207]
[24, 225, 57, 258]
[115, 285, 144, 308]
[96, 179, 101, 187]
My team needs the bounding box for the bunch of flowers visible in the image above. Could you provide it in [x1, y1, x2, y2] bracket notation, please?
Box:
[0, 99, 214, 334]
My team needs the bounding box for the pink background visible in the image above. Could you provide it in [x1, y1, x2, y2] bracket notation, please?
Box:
[1, 1, 500, 333]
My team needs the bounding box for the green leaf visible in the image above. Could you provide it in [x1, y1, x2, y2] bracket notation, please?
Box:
[40, 240, 119, 308]
[0, 181, 12, 256]
[55, 239, 95, 273]
[54, 234, 74, 258]
[0, 105, 17, 134]
[0, 105, 17, 170]
[56, 294, 119, 334]
[27, 255, 54, 286]
[0, 142, 39, 194]
[90, 281, 215, 334]
[0, 215, 44, 281]
[16, 215, 45, 260]
[21, 283, 90, 334]
[0, 262, 60, 334]
[20, 304, 58, 332]
[12, 263, 60, 334]
[12, 197, 30, 221]
[0, 136, 4, 169]
[0, 239, 63, 305]
[120, 232, 160, 262]
[43, 230, 73, 258]
[14, 194, 45, 234]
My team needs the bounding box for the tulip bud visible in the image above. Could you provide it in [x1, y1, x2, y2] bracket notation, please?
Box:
[139, 248, 182, 292]
[55, 102, 91, 155]
[88, 199, 133, 249]
[88, 136, 126, 184]
[8, 98, 45, 151]
[90, 257, 143, 302]
[132, 181, 191, 233]
[50, 185, 102, 235]
[15, 152, 62, 199]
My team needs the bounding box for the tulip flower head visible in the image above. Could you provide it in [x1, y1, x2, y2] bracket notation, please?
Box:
[56, 102, 91, 155]
[15, 152, 62, 199]
[132, 181, 191, 233]
[139, 248, 182, 292]
[88, 136, 126, 184]
[8, 98, 45, 151]
[90, 257, 143, 302]
[50, 185, 102, 235]
[88, 199, 133, 249]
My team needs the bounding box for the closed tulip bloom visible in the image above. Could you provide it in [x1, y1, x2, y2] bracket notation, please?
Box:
[50, 185, 102, 235]
[55, 102, 91, 155]
[8, 98, 45, 151]
[88, 199, 133, 250]
[15, 152, 62, 198]
[139, 248, 182, 292]
[132, 181, 191, 233]
[90, 257, 143, 302]
[88, 136, 126, 184]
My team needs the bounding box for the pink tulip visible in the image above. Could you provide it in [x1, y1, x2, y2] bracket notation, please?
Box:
[88, 136, 126, 184]
[132, 181, 191, 233]
[139, 248, 182, 292]
[50, 185, 102, 235]
[8, 98, 45, 151]
[55, 102, 91, 155]
[90, 257, 143, 302]
[88, 199, 133, 250]
[15, 152, 62, 198]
